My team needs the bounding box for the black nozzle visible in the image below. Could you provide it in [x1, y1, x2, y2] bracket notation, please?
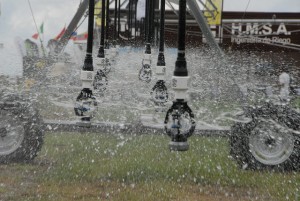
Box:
[157, 52, 166, 66]
[98, 46, 105, 58]
[145, 43, 151, 54]
[83, 54, 94, 71]
[174, 57, 187, 76]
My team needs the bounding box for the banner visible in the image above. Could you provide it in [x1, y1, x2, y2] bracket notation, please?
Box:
[31, 22, 44, 40]
[204, 0, 223, 25]
[73, 32, 88, 41]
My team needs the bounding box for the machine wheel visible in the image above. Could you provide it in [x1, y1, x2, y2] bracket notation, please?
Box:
[230, 105, 300, 171]
[0, 94, 44, 163]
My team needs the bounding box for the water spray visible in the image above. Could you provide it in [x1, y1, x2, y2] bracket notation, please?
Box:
[164, 0, 196, 151]
[74, 0, 97, 127]
[139, 0, 152, 83]
[151, 0, 168, 106]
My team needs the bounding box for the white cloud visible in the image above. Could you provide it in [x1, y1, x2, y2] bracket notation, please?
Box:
[1, 0, 81, 43]
[224, 0, 300, 12]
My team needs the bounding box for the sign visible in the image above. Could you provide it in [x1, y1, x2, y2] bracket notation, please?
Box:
[228, 22, 292, 45]
[204, 0, 223, 25]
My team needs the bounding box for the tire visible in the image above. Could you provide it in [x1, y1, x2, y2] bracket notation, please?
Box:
[0, 94, 44, 163]
[230, 104, 300, 171]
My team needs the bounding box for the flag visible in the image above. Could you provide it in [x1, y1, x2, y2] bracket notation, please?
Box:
[31, 22, 44, 40]
[204, 0, 223, 25]
[32, 33, 39, 40]
[73, 32, 88, 41]
[54, 26, 66, 40]
[40, 22, 44, 34]
[70, 32, 77, 40]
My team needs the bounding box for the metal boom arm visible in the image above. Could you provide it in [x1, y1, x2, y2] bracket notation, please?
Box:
[54, 0, 89, 55]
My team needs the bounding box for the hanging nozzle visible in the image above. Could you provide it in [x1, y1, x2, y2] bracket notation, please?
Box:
[93, 69, 108, 94]
[139, 62, 152, 83]
[139, 51, 152, 83]
[164, 100, 195, 151]
[95, 55, 111, 75]
[74, 88, 97, 127]
[151, 80, 168, 106]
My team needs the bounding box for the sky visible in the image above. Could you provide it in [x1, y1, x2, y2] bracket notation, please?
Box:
[0, 0, 300, 44]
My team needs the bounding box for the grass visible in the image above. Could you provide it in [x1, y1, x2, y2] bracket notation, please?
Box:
[292, 97, 300, 109]
[1, 132, 300, 201]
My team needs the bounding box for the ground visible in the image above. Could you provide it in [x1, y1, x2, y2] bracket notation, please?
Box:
[1, 132, 299, 201]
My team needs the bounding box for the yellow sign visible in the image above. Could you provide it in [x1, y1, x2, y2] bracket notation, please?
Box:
[204, 0, 223, 25]
[95, 0, 106, 27]
[95, 1, 102, 15]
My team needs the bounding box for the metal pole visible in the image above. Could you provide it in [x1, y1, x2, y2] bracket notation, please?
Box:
[187, 0, 223, 56]
[55, 0, 89, 54]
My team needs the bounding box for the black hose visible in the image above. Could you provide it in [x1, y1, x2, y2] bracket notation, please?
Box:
[114, 0, 117, 40]
[157, 0, 165, 66]
[97, 0, 105, 58]
[86, 0, 95, 56]
[145, 0, 150, 43]
[134, 0, 137, 41]
[105, 0, 110, 47]
[128, 0, 132, 40]
[148, 0, 153, 44]
[174, 0, 187, 77]
[118, 0, 121, 38]
[144, 0, 148, 42]
[83, 0, 95, 71]
[144, 0, 151, 54]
